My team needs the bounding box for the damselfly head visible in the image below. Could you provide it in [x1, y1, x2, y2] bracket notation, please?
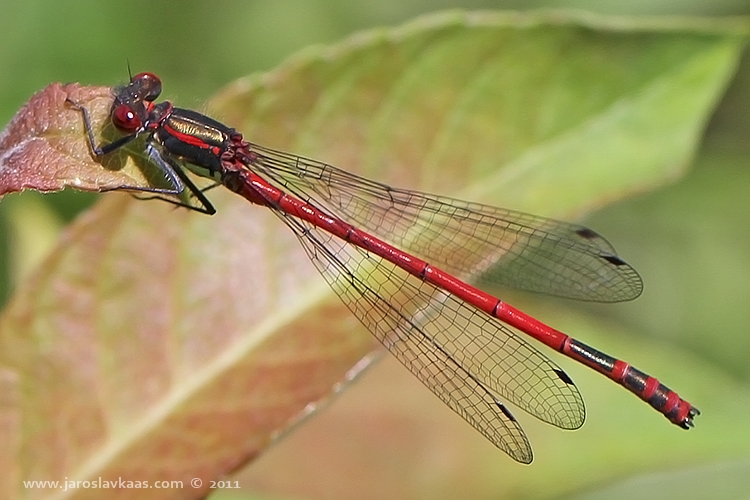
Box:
[111, 104, 142, 133]
[131, 72, 162, 102]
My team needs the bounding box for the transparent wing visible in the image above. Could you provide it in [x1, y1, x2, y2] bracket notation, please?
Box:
[247, 143, 642, 303]
[268, 205, 586, 463]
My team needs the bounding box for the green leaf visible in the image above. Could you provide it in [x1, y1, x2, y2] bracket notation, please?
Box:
[0, 9, 746, 500]
[212, 10, 746, 215]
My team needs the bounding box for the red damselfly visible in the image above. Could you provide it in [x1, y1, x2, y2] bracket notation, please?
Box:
[66, 72, 698, 463]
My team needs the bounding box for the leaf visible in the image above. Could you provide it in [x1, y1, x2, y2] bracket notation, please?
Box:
[212, 11, 747, 214]
[0, 84, 159, 196]
[0, 9, 746, 500]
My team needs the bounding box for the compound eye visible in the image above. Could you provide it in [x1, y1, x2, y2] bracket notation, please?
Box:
[132, 72, 162, 101]
[112, 104, 142, 132]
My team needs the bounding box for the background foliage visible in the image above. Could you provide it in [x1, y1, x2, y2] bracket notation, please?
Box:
[1, 1, 749, 500]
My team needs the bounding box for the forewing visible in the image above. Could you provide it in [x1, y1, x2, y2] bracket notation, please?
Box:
[249, 143, 642, 303]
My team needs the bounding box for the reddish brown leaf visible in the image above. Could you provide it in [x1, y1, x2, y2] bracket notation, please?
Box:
[0, 83, 157, 197]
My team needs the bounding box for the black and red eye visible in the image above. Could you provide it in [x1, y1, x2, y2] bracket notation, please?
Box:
[132, 72, 162, 101]
[112, 104, 142, 132]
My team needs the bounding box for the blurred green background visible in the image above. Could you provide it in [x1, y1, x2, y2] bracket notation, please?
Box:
[2, 1, 750, 499]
